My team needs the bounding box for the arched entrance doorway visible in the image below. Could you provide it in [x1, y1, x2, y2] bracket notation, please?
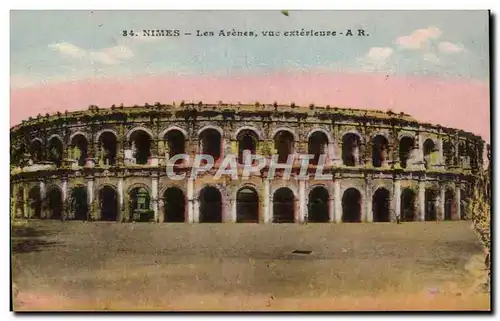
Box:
[199, 186, 222, 223]
[425, 189, 439, 221]
[401, 188, 416, 222]
[28, 186, 41, 219]
[99, 186, 118, 221]
[445, 189, 455, 220]
[236, 187, 259, 223]
[373, 188, 390, 222]
[70, 186, 88, 220]
[273, 188, 295, 223]
[308, 186, 329, 222]
[163, 187, 186, 222]
[129, 187, 152, 222]
[342, 188, 362, 222]
[47, 187, 63, 219]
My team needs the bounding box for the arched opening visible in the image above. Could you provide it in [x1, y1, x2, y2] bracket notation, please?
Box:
[99, 186, 118, 221]
[48, 137, 63, 167]
[342, 133, 361, 167]
[199, 129, 222, 162]
[273, 187, 295, 223]
[445, 189, 455, 220]
[425, 189, 439, 221]
[423, 139, 436, 169]
[163, 187, 186, 222]
[129, 187, 152, 222]
[70, 186, 88, 220]
[274, 131, 294, 164]
[443, 140, 454, 168]
[71, 135, 88, 166]
[199, 186, 222, 223]
[47, 187, 63, 219]
[308, 131, 329, 165]
[399, 136, 414, 169]
[129, 130, 152, 165]
[14, 187, 24, 218]
[372, 135, 389, 168]
[29, 140, 43, 164]
[401, 188, 416, 222]
[236, 187, 259, 223]
[342, 188, 361, 222]
[372, 188, 391, 222]
[98, 132, 117, 166]
[28, 186, 41, 219]
[307, 186, 329, 222]
[165, 130, 186, 158]
[237, 130, 259, 164]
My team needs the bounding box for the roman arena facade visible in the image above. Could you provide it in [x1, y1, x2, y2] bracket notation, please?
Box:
[10, 102, 484, 224]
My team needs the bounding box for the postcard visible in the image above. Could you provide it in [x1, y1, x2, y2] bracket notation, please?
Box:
[10, 10, 491, 311]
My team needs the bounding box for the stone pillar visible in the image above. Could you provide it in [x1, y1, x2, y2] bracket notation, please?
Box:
[334, 179, 341, 223]
[187, 178, 195, 223]
[193, 199, 200, 223]
[298, 179, 306, 223]
[152, 174, 159, 222]
[118, 177, 124, 221]
[39, 181, 46, 218]
[87, 179, 94, 220]
[418, 181, 425, 221]
[23, 186, 28, 219]
[62, 179, 68, 220]
[230, 198, 237, 223]
[328, 141, 335, 166]
[439, 185, 446, 221]
[394, 179, 401, 221]
[455, 186, 461, 220]
[263, 179, 271, 224]
[365, 180, 373, 223]
[328, 197, 334, 223]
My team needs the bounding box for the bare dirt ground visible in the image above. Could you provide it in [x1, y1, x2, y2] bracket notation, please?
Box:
[11, 220, 490, 311]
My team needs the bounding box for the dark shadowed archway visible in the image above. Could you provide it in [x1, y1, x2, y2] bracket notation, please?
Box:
[199, 186, 222, 223]
[47, 187, 63, 219]
[342, 188, 362, 222]
[425, 189, 439, 221]
[273, 187, 295, 223]
[274, 131, 294, 164]
[399, 137, 414, 169]
[71, 134, 88, 166]
[28, 186, 41, 219]
[48, 137, 63, 167]
[372, 188, 390, 222]
[237, 130, 259, 164]
[445, 189, 455, 220]
[308, 131, 329, 165]
[99, 186, 118, 221]
[165, 130, 186, 158]
[130, 130, 152, 165]
[372, 135, 389, 168]
[401, 188, 416, 222]
[70, 186, 88, 220]
[236, 187, 259, 223]
[164, 187, 186, 222]
[342, 133, 361, 167]
[98, 132, 118, 166]
[308, 186, 329, 222]
[199, 129, 222, 161]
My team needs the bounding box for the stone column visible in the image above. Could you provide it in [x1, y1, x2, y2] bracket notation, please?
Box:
[455, 186, 461, 220]
[23, 186, 28, 219]
[193, 198, 200, 223]
[62, 179, 68, 220]
[187, 178, 195, 223]
[263, 178, 271, 224]
[87, 179, 94, 220]
[328, 141, 335, 166]
[418, 181, 425, 221]
[439, 185, 446, 221]
[394, 179, 401, 221]
[152, 174, 159, 222]
[328, 197, 334, 223]
[298, 179, 306, 223]
[365, 180, 373, 223]
[230, 198, 237, 223]
[334, 179, 341, 223]
[118, 177, 124, 221]
[39, 181, 46, 218]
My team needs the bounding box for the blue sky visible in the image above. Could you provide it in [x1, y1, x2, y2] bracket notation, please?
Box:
[10, 10, 489, 87]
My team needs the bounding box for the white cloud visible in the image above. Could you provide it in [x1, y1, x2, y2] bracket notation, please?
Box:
[438, 41, 466, 54]
[48, 42, 134, 65]
[357, 47, 394, 72]
[48, 42, 87, 59]
[422, 52, 441, 65]
[396, 26, 442, 50]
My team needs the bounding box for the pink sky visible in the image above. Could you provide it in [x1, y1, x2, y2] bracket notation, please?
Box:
[10, 72, 490, 142]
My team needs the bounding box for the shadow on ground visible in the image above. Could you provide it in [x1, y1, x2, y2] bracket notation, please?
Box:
[11, 224, 60, 254]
